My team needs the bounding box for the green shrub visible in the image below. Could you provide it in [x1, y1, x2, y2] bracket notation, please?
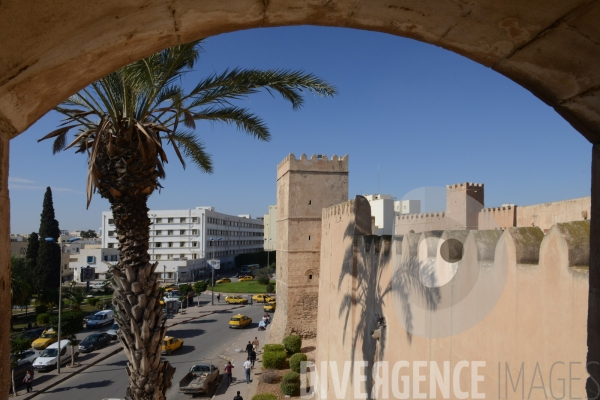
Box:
[289, 353, 308, 373]
[86, 297, 99, 307]
[283, 371, 300, 383]
[266, 283, 275, 293]
[262, 350, 287, 369]
[281, 381, 301, 396]
[252, 394, 278, 400]
[283, 335, 302, 354]
[261, 369, 278, 384]
[36, 313, 50, 326]
[263, 344, 285, 353]
[35, 305, 48, 315]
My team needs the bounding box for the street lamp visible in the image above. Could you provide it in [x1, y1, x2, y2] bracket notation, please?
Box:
[163, 265, 166, 283]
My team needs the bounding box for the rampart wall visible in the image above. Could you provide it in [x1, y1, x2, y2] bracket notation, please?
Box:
[516, 196, 590, 232]
[395, 212, 447, 235]
[479, 205, 517, 230]
[316, 195, 589, 400]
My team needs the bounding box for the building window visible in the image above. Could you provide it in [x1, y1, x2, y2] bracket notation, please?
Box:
[193, 217, 198, 223]
[168, 242, 173, 248]
[108, 218, 114, 224]
[168, 254, 174, 260]
[108, 243, 114, 248]
[111, 255, 118, 261]
[180, 254, 186, 259]
[108, 231, 115, 237]
[192, 229, 198, 235]
[156, 243, 162, 248]
[87, 256, 95, 263]
[168, 218, 173, 223]
[156, 218, 162, 223]
[192, 241, 198, 247]
[156, 254, 162, 260]
[168, 230, 173, 236]
[192, 254, 198, 259]
[180, 242, 185, 248]
[180, 230, 186, 235]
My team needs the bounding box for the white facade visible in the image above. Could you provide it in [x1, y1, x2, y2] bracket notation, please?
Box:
[396, 199, 421, 215]
[363, 194, 397, 236]
[69, 245, 120, 283]
[101, 206, 264, 282]
[263, 205, 277, 251]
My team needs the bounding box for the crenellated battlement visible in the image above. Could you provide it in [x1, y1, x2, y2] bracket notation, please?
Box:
[322, 199, 356, 219]
[481, 205, 515, 212]
[397, 211, 445, 220]
[277, 153, 349, 179]
[446, 182, 484, 190]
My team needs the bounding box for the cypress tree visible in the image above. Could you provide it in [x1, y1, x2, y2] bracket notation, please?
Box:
[24, 232, 39, 289]
[34, 187, 62, 293]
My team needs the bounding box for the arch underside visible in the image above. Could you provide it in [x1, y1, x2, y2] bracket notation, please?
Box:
[0, 0, 599, 142]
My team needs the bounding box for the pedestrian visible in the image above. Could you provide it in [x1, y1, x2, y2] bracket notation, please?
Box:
[244, 357, 252, 384]
[245, 340, 253, 355]
[217, 293, 221, 303]
[249, 349, 256, 368]
[233, 391, 243, 400]
[249, 294, 253, 305]
[23, 369, 33, 392]
[252, 337, 259, 352]
[224, 361, 234, 385]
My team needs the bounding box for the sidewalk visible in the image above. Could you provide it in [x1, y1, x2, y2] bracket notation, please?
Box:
[14, 299, 248, 399]
[212, 317, 272, 400]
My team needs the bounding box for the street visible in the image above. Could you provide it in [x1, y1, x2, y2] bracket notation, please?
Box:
[32, 296, 267, 400]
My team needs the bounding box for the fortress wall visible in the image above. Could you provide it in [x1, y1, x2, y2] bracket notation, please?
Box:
[516, 196, 591, 231]
[479, 206, 517, 230]
[316, 216, 590, 400]
[395, 212, 447, 235]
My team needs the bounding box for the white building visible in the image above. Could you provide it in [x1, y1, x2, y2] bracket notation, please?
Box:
[263, 205, 277, 251]
[396, 199, 421, 215]
[69, 244, 119, 283]
[101, 206, 264, 282]
[363, 194, 399, 236]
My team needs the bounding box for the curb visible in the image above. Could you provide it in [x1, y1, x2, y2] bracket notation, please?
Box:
[21, 346, 124, 400]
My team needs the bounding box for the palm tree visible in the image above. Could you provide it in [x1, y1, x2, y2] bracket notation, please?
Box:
[39, 40, 336, 400]
[67, 290, 85, 311]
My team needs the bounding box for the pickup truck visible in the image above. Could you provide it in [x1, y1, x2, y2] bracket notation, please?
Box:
[179, 363, 220, 395]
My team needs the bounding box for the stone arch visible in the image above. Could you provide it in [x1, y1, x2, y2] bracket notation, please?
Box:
[1, 1, 600, 397]
[304, 268, 318, 282]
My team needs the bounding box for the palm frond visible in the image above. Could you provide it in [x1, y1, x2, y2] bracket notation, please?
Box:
[194, 106, 270, 141]
[171, 132, 213, 173]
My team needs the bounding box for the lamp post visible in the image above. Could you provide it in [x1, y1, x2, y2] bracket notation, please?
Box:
[209, 237, 222, 305]
[163, 265, 166, 283]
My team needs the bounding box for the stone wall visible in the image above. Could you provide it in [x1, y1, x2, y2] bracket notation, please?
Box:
[516, 196, 590, 232]
[316, 197, 589, 400]
[270, 154, 348, 342]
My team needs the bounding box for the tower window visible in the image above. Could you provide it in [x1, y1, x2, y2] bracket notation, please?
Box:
[309, 275, 313, 279]
[308, 200, 311, 205]
[308, 235, 311, 240]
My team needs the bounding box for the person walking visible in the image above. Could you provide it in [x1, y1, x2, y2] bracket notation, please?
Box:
[243, 357, 252, 384]
[249, 349, 257, 368]
[233, 391, 243, 400]
[249, 294, 253, 305]
[245, 340, 253, 355]
[224, 361, 234, 385]
[23, 369, 33, 392]
[252, 337, 260, 352]
[217, 293, 221, 303]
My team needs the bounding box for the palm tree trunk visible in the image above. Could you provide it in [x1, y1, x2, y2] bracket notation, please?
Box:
[109, 197, 174, 400]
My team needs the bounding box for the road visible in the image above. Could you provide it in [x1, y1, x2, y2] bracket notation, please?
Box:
[33, 299, 266, 400]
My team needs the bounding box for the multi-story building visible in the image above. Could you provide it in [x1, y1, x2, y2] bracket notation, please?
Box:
[263, 205, 277, 251]
[100, 206, 264, 282]
[69, 244, 119, 283]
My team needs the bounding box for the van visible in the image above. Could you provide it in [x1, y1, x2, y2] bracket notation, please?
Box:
[32, 340, 78, 371]
[86, 309, 114, 328]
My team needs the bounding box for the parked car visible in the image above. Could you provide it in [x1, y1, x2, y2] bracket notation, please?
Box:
[252, 294, 275, 303]
[215, 278, 231, 284]
[10, 349, 40, 366]
[228, 314, 252, 329]
[17, 328, 45, 345]
[178, 364, 219, 395]
[79, 333, 111, 353]
[264, 301, 276, 313]
[86, 310, 114, 328]
[162, 336, 184, 355]
[90, 281, 106, 289]
[238, 276, 253, 281]
[32, 329, 58, 350]
[225, 295, 248, 305]
[106, 323, 120, 340]
[9, 360, 33, 392]
[33, 340, 78, 372]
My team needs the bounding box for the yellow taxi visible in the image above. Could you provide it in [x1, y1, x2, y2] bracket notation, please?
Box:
[238, 276, 254, 281]
[162, 336, 184, 355]
[252, 294, 275, 303]
[32, 329, 58, 350]
[225, 295, 248, 305]
[229, 314, 252, 329]
[215, 278, 231, 284]
[264, 301, 276, 312]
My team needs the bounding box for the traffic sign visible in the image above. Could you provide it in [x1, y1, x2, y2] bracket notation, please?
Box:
[208, 259, 220, 270]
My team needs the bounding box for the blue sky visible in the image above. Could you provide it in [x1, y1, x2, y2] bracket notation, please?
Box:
[9, 26, 591, 234]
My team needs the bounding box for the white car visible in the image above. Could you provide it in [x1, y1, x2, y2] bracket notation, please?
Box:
[91, 281, 106, 289]
[33, 340, 78, 372]
[11, 349, 40, 366]
[106, 323, 119, 340]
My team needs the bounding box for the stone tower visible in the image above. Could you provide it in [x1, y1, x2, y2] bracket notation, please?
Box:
[270, 153, 349, 341]
[446, 182, 484, 230]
